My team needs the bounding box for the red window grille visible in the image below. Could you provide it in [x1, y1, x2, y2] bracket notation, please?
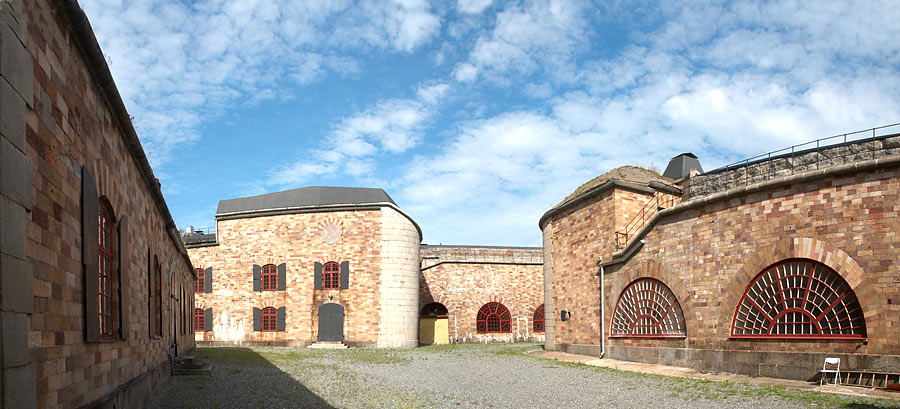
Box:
[731, 259, 866, 339]
[611, 278, 686, 338]
[476, 302, 511, 333]
[533, 304, 545, 333]
[261, 307, 277, 332]
[323, 262, 340, 289]
[194, 308, 205, 332]
[261, 264, 277, 291]
[98, 202, 115, 339]
[195, 268, 204, 293]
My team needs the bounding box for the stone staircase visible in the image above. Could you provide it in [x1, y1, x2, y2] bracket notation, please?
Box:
[173, 356, 213, 376]
[307, 342, 349, 349]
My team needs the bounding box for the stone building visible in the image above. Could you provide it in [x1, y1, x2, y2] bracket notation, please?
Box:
[541, 132, 900, 381]
[0, 1, 197, 408]
[184, 189, 545, 347]
[186, 186, 422, 348]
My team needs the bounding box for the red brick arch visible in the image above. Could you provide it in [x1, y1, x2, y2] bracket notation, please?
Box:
[720, 238, 884, 341]
[608, 261, 693, 338]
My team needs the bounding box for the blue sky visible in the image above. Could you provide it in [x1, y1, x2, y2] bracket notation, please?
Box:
[80, 0, 900, 246]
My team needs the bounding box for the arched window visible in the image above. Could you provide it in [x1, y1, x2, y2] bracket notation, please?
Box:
[195, 268, 205, 293]
[194, 308, 205, 332]
[611, 278, 686, 338]
[420, 302, 448, 318]
[261, 264, 277, 291]
[98, 200, 115, 339]
[476, 302, 511, 333]
[323, 261, 340, 289]
[533, 305, 545, 333]
[261, 307, 277, 332]
[732, 259, 866, 339]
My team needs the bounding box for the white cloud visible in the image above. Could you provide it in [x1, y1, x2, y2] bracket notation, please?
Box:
[457, 0, 493, 14]
[417, 83, 451, 105]
[453, 63, 479, 82]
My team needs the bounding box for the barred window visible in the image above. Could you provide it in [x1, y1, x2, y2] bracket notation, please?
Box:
[194, 308, 205, 332]
[323, 262, 340, 289]
[533, 305, 545, 333]
[611, 278, 686, 338]
[261, 307, 277, 332]
[98, 201, 115, 339]
[732, 259, 866, 339]
[195, 268, 204, 293]
[476, 302, 511, 333]
[261, 264, 277, 291]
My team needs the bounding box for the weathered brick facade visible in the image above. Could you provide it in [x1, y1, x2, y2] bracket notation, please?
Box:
[420, 245, 544, 342]
[0, 1, 197, 408]
[542, 135, 900, 380]
[188, 203, 421, 348]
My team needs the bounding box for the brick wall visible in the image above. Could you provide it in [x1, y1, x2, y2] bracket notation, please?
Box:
[419, 245, 544, 342]
[545, 156, 900, 380]
[6, 0, 198, 408]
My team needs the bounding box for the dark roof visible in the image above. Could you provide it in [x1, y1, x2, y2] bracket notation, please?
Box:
[216, 186, 396, 215]
[663, 153, 703, 180]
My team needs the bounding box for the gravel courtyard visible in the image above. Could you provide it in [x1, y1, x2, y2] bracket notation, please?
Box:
[148, 344, 897, 409]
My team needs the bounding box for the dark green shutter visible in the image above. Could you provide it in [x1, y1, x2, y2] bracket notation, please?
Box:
[205, 308, 212, 332]
[277, 263, 286, 291]
[277, 307, 286, 331]
[204, 267, 213, 293]
[81, 166, 100, 343]
[340, 261, 349, 289]
[117, 216, 129, 339]
[253, 307, 261, 331]
[252, 264, 261, 291]
[314, 262, 323, 290]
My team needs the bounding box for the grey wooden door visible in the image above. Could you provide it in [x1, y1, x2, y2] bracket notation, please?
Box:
[318, 303, 344, 342]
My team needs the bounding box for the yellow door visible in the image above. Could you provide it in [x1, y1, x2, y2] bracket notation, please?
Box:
[419, 318, 435, 345]
[419, 318, 450, 345]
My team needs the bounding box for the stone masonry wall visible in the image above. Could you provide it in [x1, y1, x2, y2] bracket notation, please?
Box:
[419, 246, 544, 342]
[591, 164, 900, 380]
[16, 0, 196, 407]
[376, 207, 420, 348]
[190, 210, 387, 347]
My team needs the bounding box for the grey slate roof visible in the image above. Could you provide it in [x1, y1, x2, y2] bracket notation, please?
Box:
[216, 186, 396, 215]
[663, 153, 703, 180]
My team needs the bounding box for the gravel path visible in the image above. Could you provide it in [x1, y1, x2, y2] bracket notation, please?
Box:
[147, 344, 897, 409]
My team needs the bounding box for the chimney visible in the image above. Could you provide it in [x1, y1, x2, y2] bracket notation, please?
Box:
[663, 153, 703, 180]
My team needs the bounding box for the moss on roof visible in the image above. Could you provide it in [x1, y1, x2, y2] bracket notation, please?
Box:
[554, 166, 672, 208]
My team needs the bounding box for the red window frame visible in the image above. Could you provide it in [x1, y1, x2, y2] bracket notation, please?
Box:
[195, 268, 205, 293]
[476, 302, 511, 333]
[323, 261, 340, 289]
[610, 278, 686, 338]
[533, 304, 545, 333]
[98, 202, 115, 339]
[731, 258, 866, 339]
[194, 308, 205, 332]
[261, 307, 277, 332]
[261, 264, 277, 291]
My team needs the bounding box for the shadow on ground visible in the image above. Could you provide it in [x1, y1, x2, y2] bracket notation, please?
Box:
[148, 347, 336, 409]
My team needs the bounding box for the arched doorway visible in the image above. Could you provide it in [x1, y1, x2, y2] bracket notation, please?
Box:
[317, 303, 344, 342]
[419, 302, 449, 345]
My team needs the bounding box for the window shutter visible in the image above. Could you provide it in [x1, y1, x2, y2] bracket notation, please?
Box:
[147, 248, 153, 338]
[117, 216, 129, 339]
[253, 307, 261, 332]
[252, 264, 261, 291]
[205, 308, 213, 332]
[277, 307, 286, 332]
[314, 262, 323, 290]
[277, 263, 286, 291]
[340, 261, 349, 289]
[81, 166, 100, 343]
[204, 267, 213, 293]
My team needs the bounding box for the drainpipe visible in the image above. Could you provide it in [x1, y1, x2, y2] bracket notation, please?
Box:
[599, 256, 605, 359]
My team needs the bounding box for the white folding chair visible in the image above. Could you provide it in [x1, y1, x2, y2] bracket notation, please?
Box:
[820, 357, 841, 386]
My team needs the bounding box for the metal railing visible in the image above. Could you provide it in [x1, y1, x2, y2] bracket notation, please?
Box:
[615, 191, 679, 249]
[689, 123, 900, 199]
